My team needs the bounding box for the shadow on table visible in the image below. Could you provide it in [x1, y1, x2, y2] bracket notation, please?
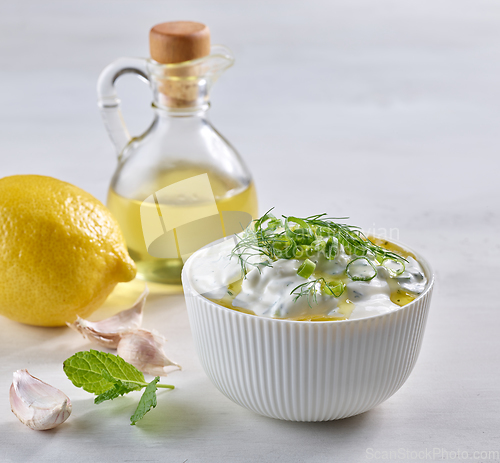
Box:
[58, 391, 209, 437]
[128, 390, 378, 439]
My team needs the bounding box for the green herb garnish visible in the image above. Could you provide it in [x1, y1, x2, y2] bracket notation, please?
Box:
[297, 258, 316, 279]
[230, 209, 407, 304]
[291, 278, 346, 305]
[346, 256, 378, 282]
[63, 350, 174, 425]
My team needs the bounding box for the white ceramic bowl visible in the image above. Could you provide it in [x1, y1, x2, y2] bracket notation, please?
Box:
[182, 237, 434, 421]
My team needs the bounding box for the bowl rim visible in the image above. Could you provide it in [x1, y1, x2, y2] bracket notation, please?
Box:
[182, 233, 435, 325]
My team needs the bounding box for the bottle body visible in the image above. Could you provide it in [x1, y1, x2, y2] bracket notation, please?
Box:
[98, 48, 257, 288]
[108, 181, 257, 285]
[107, 109, 258, 286]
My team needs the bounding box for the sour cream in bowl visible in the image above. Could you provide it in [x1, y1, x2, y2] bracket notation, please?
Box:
[182, 212, 434, 421]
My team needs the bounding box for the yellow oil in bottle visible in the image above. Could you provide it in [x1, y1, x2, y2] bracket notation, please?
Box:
[107, 168, 258, 288]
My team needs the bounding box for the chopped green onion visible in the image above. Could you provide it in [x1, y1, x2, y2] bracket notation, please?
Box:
[346, 257, 377, 281]
[253, 210, 275, 231]
[296, 241, 326, 259]
[286, 216, 309, 229]
[315, 226, 334, 237]
[305, 246, 317, 258]
[303, 240, 325, 257]
[382, 258, 405, 276]
[297, 259, 316, 279]
[292, 228, 315, 245]
[273, 236, 297, 259]
[324, 236, 339, 260]
[338, 235, 353, 254]
[285, 217, 315, 245]
[295, 245, 309, 259]
[291, 277, 345, 305]
[266, 217, 282, 231]
[321, 280, 345, 297]
[339, 233, 367, 256]
[310, 239, 326, 253]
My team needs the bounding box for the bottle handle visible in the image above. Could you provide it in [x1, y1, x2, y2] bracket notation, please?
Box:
[97, 58, 149, 157]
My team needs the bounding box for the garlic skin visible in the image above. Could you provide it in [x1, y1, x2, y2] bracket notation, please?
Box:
[10, 370, 72, 431]
[117, 329, 181, 376]
[68, 286, 148, 348]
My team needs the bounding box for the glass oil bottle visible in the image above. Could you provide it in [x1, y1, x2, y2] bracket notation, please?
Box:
[97, 21, 258, 289]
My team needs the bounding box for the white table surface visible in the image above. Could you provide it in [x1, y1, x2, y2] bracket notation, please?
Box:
[1, 1, 499, 462]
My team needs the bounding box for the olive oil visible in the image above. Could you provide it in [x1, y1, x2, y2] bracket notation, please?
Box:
[390, 289, 416, 306]
[210, 276, 417, 321]
[108, 169, 258, 287]
[209, 276, 354, 321]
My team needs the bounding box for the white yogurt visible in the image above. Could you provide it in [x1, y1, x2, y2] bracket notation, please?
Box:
[187, 235, 427, 321]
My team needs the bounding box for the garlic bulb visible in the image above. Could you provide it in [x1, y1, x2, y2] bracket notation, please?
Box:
[117, 329, 181, 376]
[68, 286, 148, 348]
[10, 370, 72, 431]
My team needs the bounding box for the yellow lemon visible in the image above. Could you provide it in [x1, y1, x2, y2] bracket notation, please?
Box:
[0, 175, 136, 326]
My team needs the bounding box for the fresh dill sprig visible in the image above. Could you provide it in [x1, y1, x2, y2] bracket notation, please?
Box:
[230, 210, 407, 303]
[291, 278, 346, 307]
[230, 208, 281, 275]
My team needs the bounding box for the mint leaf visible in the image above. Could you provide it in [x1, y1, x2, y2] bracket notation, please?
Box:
[63, 350, 145, 394]
[94, 372, 139, 404]
[130, 377, 160, 425]
[100, 370, 142, 393]
[95, 384, 128, 404]
[64, 351, 175, 425]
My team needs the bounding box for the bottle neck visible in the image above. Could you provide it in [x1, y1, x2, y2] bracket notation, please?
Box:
[152, 102, 210, 118]
[149, 67, 211, 111]
[146, 49, 232, 113]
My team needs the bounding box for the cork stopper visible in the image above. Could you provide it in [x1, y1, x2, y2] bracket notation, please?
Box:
[150, 21, 211, 64]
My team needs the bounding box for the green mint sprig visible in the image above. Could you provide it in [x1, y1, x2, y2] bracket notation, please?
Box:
[63, 350, 174, 425]
[130, 376, 160, 425]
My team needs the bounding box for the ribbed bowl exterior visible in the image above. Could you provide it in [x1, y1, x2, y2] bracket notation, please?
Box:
[182, 244, 434, 421]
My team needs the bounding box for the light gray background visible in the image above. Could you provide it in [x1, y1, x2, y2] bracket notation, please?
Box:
[1, 1, 499, 462]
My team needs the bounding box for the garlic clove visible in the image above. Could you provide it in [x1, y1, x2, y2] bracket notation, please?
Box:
[68, 285, 148, 348]
[10, 369, 72, 431]
[117, 329, 181, 376]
